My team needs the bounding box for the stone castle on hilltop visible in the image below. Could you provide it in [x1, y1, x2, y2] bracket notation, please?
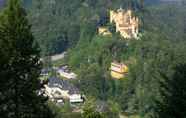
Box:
[110, 8, 139, 39]
[98, 8, 139, 39]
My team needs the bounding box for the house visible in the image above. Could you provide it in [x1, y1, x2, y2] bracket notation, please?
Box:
[110, 62, 129, 79]
[98, 26, 112, 36]
[39, 68, 50, 81]
[69, 94, 84, 103]
[44, 77, 84, 103]
[40, 68, 50, 76]
[57, 66, 77, 80]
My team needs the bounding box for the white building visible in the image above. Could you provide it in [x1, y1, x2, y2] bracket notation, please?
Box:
[44, 77, 84, 103]
[44, 85, 69, 99]
[57, 65, 77, 79]
[69, 94, 84, 103]
[57, 69, 77, 80]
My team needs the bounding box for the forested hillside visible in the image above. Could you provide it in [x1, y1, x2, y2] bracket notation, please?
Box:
[27, 0, 186, 117]
[1, 0, 186, 118]
[63, 2, 186, 118]
[3, 0, 179, 55]
[27, 0, 144, 55]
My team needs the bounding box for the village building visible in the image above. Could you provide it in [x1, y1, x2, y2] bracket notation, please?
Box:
[110, 8, 139, 39]
[40, 68, 50, 76]
[44, 77, 84, 104]
[39, 68, 50, 81]
[70, 94, 84, 103]
[57, 66, 77, 80]
[110, 62, 129, 79]
[98, 26, 112, 36]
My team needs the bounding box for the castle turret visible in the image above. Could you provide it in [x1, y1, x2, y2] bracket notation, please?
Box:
[110, 10, 116, 23]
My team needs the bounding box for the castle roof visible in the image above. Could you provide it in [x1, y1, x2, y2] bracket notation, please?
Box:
[117, 7, 125, 12]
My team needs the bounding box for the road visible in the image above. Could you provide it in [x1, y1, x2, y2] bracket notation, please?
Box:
[51, 52, 67, 61]
[40, 52, 67, 62]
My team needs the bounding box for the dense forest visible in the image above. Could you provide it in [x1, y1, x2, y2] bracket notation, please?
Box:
[28, 0, 144, 56]
[25, 0, 184, 56]
[0, 0, 186, 118]
[2, 0, 184, 55]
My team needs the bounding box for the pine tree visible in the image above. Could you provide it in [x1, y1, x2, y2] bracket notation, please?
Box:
[155, 64, 186, 118]
[82, 98, 105, 118]
[0, 0, 54, 118]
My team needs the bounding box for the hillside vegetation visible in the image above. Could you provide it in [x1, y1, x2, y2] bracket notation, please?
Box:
[27, 0, 186, 117]
[1, 0, 185, 118]
[63, 3, 186, 118]
[28, 0, 144, 55]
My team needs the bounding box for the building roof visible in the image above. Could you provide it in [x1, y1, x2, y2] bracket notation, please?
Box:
[48, 77, 80, 95]
[41, 68, 50, 75]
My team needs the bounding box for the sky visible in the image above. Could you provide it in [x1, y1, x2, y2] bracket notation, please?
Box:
[160, 0, 182, 1]
[0, 0, 5, 6]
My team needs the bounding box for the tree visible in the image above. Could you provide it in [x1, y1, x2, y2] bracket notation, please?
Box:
[155, 64, 186, 118]
[0, 0, 54, 118]
[82, 98, 105, 118]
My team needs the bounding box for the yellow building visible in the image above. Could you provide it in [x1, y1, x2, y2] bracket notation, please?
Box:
[110, 62, 129, 79]
[98, 27, 112, 36]
[110, 8, 139, 39]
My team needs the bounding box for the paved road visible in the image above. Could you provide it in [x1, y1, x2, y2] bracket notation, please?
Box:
[51, 52, 67, 61]
[40, 52, 67, 62]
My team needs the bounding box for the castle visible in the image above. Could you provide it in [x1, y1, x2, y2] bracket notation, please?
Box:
[98, 8, 139, 39]
[110, 8, 139, 39]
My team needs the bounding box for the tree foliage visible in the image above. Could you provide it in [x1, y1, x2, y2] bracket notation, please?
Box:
[28, 0, 141, 55]
[1, 0, 186, 118]
[66, 4, 186, 116]
[155, 64, 186, 118]
[0, 0, 54, 117]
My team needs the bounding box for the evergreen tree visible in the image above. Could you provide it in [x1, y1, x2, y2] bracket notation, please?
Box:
[82, 99, 105, 118]
[155, 64, 186, 118]
[0, 0, 54, 118]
